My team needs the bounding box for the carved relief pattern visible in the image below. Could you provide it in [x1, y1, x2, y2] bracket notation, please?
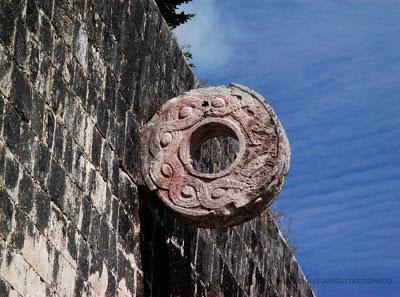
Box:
[141, 84, 290, 227]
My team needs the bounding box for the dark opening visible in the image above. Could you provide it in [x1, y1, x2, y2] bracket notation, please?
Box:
[190, 123, 240, 174]
[202, 100, 209, 107]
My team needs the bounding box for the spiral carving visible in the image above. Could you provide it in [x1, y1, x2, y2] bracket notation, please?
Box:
[140, 83, 290, 227]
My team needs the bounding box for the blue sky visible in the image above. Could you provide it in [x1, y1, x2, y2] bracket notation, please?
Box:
[174, 1, 400, 296]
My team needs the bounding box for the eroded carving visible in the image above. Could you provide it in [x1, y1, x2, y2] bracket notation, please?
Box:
[141, 83, 290, 227]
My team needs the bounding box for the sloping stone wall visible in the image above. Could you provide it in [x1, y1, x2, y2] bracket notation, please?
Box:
[140, 167, 314, 297]
[0, 0, 314, 296]
[0, 0, 193, 295]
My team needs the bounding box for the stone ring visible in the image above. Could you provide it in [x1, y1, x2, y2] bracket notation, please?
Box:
[141, 83, 290, 228]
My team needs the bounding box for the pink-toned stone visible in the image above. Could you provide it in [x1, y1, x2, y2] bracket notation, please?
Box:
[140, 83, 290, 228]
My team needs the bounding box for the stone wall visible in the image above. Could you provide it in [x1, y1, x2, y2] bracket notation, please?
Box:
[0, 0, 314, 296]
[140, 193, 315, 297]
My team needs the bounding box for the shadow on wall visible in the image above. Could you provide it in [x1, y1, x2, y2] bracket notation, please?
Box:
[139, 185, 227, 297]
[139, 186, 173, 297]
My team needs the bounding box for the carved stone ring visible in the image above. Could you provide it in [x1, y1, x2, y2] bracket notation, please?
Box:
[141, 83, 290, 228]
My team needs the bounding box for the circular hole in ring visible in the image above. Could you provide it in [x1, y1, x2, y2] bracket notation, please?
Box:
[190, 123, 240, 174]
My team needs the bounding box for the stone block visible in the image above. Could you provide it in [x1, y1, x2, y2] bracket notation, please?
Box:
[10, 68, 32, 120]
[0, 188, 13, 240]
[26, 0, 39, 34]
[0, 1, 18, 49]
[4, 151, 20, 199]
[72, 64, 88, 104]
[33, 142, 51, 187]
[73, 21, 88, 72]
[17, 171, 34, 214]
[91, 127, 102, 168]
[50, 72, 67, 117]
[14, 21, 29, 67]
[79, 195, 92, 240]
[39, 12, 54, 58]
[35, 54, 53, 101]
[31, 91, 44, 136]
[62, 179, 82, 226]
[47, 160, 66, 210]
[34, 188, 51, 232]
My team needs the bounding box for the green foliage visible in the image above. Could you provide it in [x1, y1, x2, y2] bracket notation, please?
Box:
[156, 1, 196, 67]
[181, 44, 195, 68]
[155, 0, 195, 29]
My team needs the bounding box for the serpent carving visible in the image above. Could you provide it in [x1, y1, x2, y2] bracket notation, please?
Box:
[141, 83, 290, 227]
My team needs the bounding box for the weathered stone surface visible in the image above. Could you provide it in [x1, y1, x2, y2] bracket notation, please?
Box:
[141, 84, 290, 227]
[0, 0, 314, 296]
